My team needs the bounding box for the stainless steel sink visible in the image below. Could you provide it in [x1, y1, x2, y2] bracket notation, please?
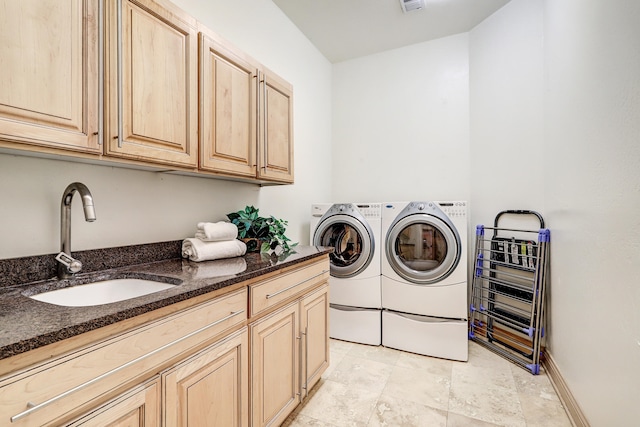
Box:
[29, 278, 178, 307]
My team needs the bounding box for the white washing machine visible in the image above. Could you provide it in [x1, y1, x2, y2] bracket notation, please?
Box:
[311, 203, 382, 345]
[381, 201, 468, 361]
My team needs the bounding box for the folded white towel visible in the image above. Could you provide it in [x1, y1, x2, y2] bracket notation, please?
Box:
[195, 221, 238, 242]
[182, 238, 247, 262]
[184, 257, 247, 279]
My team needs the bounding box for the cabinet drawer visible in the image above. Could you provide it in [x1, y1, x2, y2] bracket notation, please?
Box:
[0, 288, 247, 427]
[249, 259, 329, 318]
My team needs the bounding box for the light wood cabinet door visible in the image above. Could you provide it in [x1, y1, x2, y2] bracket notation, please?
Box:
[250, 302, 300, 427]
[162, 328, 248, 427]
[68, 378, 160, 427]
[300, 284, 330, 398]
[257, 70, 294, 183]
[199, 32, 258, 178]
[105, 0, 198, 167]
[0, 0, 100, 153]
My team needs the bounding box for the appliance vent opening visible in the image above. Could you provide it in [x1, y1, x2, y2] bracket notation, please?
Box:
[400, 0, 426, 13]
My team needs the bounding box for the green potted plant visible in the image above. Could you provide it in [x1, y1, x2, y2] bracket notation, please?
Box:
[226, 206, 297, 254]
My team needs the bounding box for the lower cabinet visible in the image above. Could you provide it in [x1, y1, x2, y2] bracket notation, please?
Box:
[68, 328, 249, 427]
[249, 282, 329, 427]
[300, 285, 330, 397]
[250, 301, 300, 427]
[163, 328, 248, 427]
[0, 256, 330, 427]
[0, 288, 247, 427]
[68, 378, 161, 427]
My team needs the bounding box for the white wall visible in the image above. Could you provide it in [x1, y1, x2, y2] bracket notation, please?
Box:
[469, 0, 544, 225]
[471, 0, 640, 424]
[543, 0, 640, 424]
[0, 0, 332, 259]
[331, 34, 470, 203]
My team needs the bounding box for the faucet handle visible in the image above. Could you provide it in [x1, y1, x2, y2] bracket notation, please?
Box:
[55, 252, 83, 274]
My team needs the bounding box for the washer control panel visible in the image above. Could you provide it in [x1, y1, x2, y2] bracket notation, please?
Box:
[355, 203, 382, 219]
[436, 201, 467, 218]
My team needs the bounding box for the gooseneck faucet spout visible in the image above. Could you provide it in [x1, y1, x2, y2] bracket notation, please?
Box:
[57, 182, 97, 279]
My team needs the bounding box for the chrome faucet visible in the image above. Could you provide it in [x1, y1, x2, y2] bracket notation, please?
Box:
[56, 182, 96, 279]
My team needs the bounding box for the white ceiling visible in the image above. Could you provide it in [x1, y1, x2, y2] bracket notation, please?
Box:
[272, 0, 512, 63]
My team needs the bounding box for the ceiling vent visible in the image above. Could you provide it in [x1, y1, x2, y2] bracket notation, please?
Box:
[400, 0, 426, 13]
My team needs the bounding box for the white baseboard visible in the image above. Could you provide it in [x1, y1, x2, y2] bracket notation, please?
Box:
[543, 353, 590, 427]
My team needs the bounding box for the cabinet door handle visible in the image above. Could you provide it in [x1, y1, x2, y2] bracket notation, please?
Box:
[302, 327, 308, 397]
[253, 73, 259, 169]
[116, 0, 123, 148]
[305, 326, 309, 391]
[10, 309, 245, 423]
[262, 78, 268, 170]
[297, 333, 303, 401]
[97, 0, 104, 145]
[265, 270, 329, 299]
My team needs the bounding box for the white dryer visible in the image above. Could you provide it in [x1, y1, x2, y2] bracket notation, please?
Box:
[381, 201, 468, 361]
[311, 203, 382, 345]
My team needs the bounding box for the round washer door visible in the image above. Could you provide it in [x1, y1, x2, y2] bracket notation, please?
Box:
[313, 214, 374, 278]
[386, 213, 461, 284]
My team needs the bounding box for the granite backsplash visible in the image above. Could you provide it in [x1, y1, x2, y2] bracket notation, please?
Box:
[0, 241, 182, 289]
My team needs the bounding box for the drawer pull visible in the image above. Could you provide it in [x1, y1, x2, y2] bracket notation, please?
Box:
[265, 270, 329, 300]
[10, 309, 245, 423]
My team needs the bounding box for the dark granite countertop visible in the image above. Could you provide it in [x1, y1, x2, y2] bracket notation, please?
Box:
[0, 244, 331, 361]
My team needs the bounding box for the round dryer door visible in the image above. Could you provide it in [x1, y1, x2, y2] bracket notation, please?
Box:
[313, 214, 374, 278]
[386, 214, 461, 284]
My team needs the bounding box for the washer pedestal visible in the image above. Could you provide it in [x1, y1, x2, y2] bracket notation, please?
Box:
[330, 305, 381, 346]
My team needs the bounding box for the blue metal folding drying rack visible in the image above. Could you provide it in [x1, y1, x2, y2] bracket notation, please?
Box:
[468, 210, 550, 374]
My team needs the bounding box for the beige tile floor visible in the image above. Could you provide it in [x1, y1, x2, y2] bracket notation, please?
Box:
[283, 339, 572, 427]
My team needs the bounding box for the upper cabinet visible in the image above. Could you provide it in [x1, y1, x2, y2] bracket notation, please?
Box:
[0, 0, 292, 183]
[199, 31, 258, 178]
[257, 69, 294, 183]
[0, 0, 100, 154]
[199, 30, 294, 184]
[104, 0, 198, 168]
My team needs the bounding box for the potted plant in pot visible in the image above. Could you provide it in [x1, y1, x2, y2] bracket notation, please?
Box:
[226, 206, 297, 254]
